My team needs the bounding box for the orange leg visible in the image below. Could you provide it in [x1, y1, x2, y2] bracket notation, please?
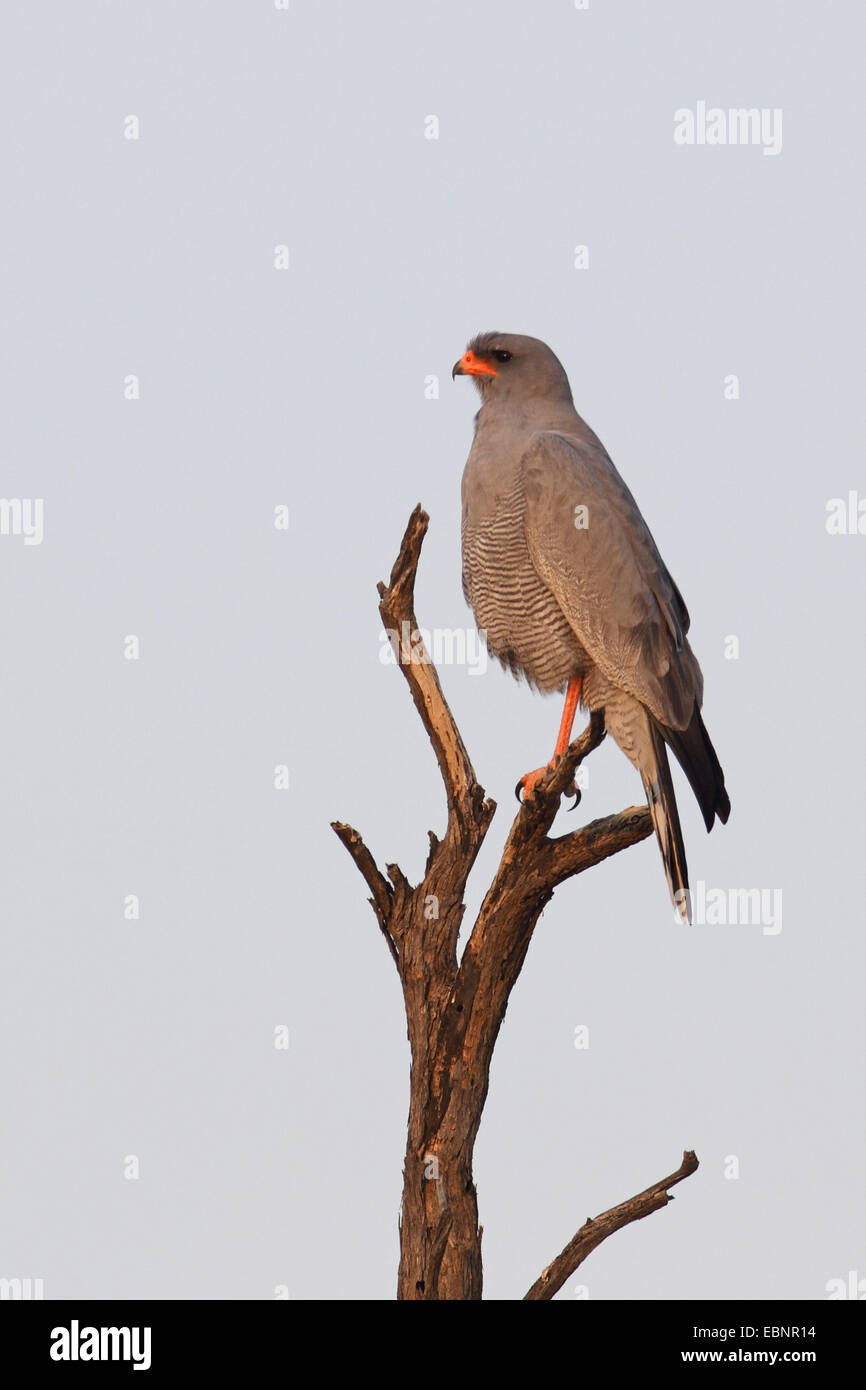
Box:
[517, 676, 583, 801]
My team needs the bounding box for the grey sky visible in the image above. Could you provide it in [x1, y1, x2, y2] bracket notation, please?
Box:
[0, 1, 863, 1300]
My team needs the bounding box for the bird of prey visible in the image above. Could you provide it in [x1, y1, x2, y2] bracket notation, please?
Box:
[453, 332, 729, 922]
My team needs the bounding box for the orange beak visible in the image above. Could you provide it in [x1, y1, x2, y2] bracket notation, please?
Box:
[452, 350, 498, 379]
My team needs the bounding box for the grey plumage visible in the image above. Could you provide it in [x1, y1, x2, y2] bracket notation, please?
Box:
[455, 331, 730, 921]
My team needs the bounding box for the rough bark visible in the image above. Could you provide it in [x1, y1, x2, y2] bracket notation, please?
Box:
[333, 506, 698, 1300]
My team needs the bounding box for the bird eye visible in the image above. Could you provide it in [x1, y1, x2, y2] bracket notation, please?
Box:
[493, 350, 512, 363]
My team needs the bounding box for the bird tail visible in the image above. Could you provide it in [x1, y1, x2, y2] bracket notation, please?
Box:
[641, 725, 691, 923]
[659, 704, 730, 831]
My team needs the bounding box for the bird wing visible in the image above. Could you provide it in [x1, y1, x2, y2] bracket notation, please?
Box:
[521, 429, 701, 729]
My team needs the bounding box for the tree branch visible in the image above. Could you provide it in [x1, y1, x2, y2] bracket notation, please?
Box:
[377, 504, 495, 861]
[545, 805, 653, 887]
[523, 1150, 700, 1300]
[331, 820, 399, 967]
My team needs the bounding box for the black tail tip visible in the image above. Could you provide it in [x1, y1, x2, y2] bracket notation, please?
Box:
[705, 783, 730, 830]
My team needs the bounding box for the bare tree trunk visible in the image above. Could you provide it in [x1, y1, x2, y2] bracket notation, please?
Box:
[333, 507, 698, 1300]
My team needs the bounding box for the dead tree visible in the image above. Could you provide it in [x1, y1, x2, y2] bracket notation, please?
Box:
[333, 507, 699, 1300]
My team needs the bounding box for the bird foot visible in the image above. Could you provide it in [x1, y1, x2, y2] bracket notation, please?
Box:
[515, 758, 580, 807]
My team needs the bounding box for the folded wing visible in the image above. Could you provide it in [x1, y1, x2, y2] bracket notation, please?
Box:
[521, 429, 702, 732]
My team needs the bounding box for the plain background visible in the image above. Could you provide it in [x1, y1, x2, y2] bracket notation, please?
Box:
[0, 1, 863, 1300]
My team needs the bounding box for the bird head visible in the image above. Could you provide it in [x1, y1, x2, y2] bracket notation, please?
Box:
[452, 332, 573, 405]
